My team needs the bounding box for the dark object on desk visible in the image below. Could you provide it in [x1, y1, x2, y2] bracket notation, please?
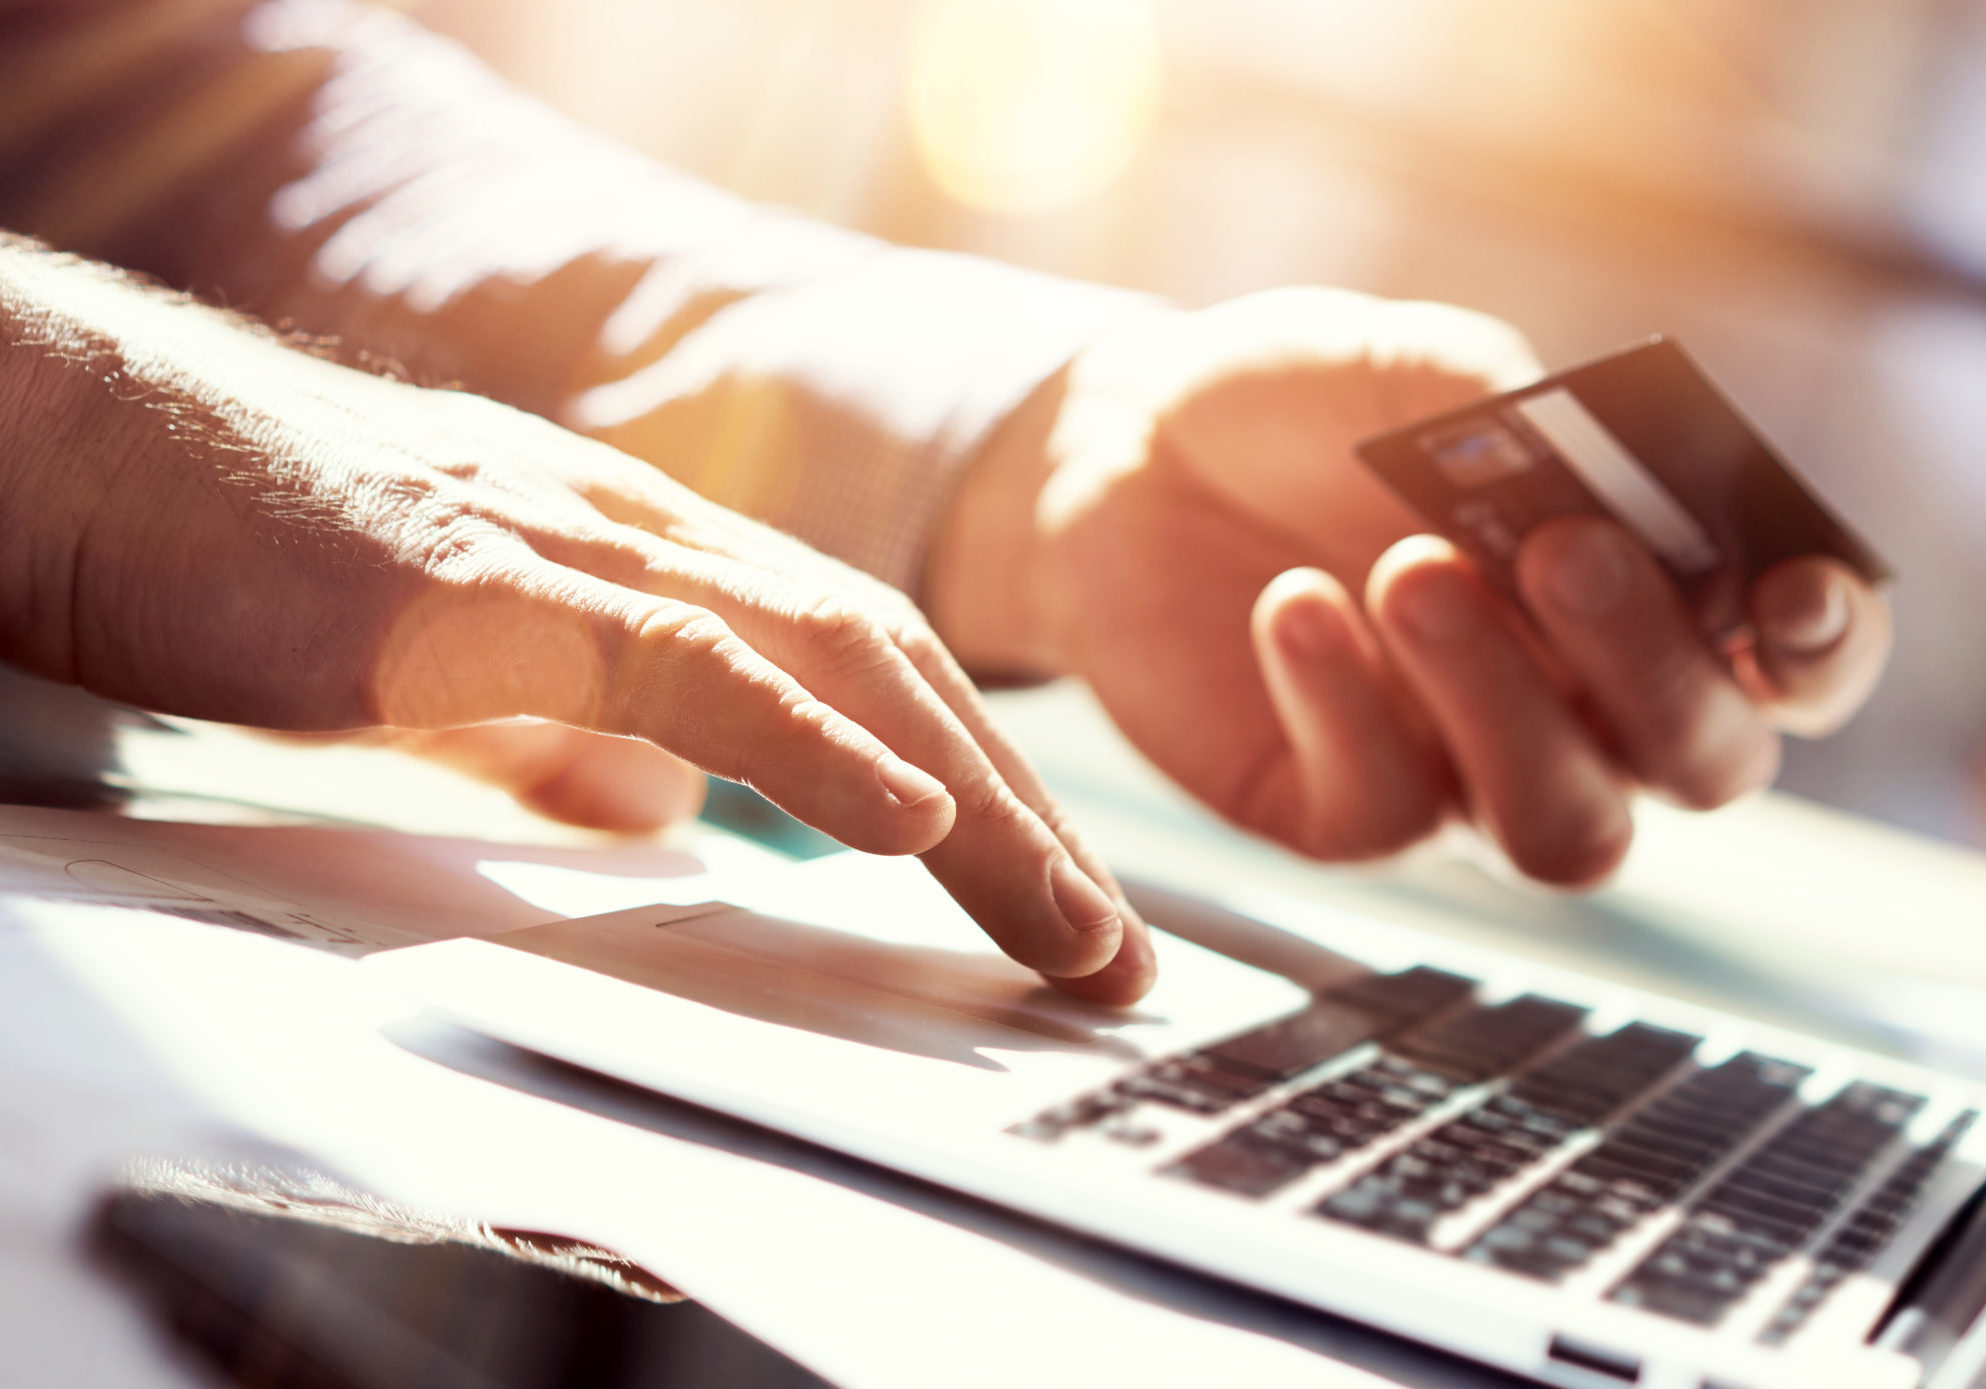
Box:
[0, 662, 141, 810]
[91, 1181, 833, 1389]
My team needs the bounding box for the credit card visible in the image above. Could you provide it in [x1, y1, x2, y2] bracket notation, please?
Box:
[1354, 338, 1889, 639]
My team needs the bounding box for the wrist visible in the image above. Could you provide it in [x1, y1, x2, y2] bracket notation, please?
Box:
[924, 298, 1186, 682]
[924, 364, 1073, 682]
[0, 247, 132, 676]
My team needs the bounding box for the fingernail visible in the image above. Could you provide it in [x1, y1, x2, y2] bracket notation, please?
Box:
[1393, 567, 1475, 643]
[1278, 599, 1345, 662]
[877, 757, 947, 808]
[1049, 856, 1120, 934]
[1545, 523, 1633, 617]
[1765, 574, 1849, 655]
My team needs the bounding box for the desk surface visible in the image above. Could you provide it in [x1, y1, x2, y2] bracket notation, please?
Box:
[7, 683, 1986, 1389]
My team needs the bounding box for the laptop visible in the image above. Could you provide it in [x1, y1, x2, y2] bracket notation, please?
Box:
[366, 843, 1986, 1389]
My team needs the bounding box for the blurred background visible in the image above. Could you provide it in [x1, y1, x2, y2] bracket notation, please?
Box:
[415, 0, 1986, 848]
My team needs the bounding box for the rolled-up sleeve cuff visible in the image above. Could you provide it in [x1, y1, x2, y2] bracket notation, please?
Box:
[573, 229, 1162, 597]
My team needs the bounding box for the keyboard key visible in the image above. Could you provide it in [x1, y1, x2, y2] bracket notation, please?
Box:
[1318, 1023, 1701, 1246]
[1242, 1109, 1351, 1164]
[1055, 968, 1479, 1137]
[1612, 1081, 1927, 1327]
[1758, 1109, 1978, 1346]
[1007, 1090, 1130, 1141]
[1201, 968, 1475, 1083]
[1471, 1054, 1808, 1281]
[1390, 995, 1589, 1083]
[1166, 1133, 1314, 1198]
[1329, 967, 1479, 1019]
[1613, 1273, 1737, 1325]
[1370, 1054, 1463, 1099]
[1115, 1054, 1277, 1114]
[1506, 1023, 1700, 1126]
[1171, 1051, 1468, 1199]
[1199, 1000, 1400, 1082]
[1114, 1071, 1239, 1116]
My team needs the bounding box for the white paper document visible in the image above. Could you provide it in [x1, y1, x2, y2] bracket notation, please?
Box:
[0, 802, 744, 953]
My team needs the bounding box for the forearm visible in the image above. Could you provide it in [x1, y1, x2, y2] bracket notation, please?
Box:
[0, 0, 1153, 596]
[0, 238, 100, 680]
[1, 1, 746, 415]
[0, 233, 290, 689]
[0, 239, 1156, 1000]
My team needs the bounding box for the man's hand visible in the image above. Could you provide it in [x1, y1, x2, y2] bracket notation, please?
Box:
[930, 288, 1892, 884]
[0, 243, 1153, 1003]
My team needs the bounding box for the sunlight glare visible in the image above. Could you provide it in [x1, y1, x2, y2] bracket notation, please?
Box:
[906, 0, 1162, 215]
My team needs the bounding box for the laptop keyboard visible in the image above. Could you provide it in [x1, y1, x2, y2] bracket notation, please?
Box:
[1320, 1021, 1702, 1243]
[1013, 966, 1475, 1134]
[1469, 1049, 1812, 1279]
[1610, 1081, 1926, 1324]
[1009, 967, 1979, 1340]
[1164, 1053, 1459, 1197]
[1758, 1109, 1977, 1344]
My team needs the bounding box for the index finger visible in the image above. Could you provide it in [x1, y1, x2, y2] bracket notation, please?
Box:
[754, 603, 1129, 985]
[1740, 556, 1892, 737]
[899, 636, 1156, 1006]
[530, 489, 1150, 1000]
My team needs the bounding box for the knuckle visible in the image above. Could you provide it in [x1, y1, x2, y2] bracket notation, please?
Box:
[427, 457, 489, 485]
[1034, 800, 1084, 848]
[399, 490, 516, 581]
[639, 605, 738, 666]
[954, 777, 1033, 835]
[892, 620, 958, 680]
[779, 693, 845, 743]
[795, 600, 899, 683]
[414, 518, 506, 580]
[870, 589, 930, 642]
[371, 474, 436, 514]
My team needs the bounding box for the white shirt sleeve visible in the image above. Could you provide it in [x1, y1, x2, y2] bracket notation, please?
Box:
[0, 0, 1159, 596]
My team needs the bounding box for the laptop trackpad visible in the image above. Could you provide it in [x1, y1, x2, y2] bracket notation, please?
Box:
[366, 855, 1309, 1136]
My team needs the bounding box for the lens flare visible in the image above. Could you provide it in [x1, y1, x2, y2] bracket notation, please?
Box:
[906, 0, 1162, 215]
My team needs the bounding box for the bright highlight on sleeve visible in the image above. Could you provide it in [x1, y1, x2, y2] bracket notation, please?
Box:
[906, 0, 1162, 216]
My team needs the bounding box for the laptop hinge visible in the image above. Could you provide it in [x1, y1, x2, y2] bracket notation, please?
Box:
[1873, 1178, 1986, 1377]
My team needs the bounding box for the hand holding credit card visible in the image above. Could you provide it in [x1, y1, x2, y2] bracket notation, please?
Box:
[1355, 338, 1888, 643]
[984, 290, 1895, 893]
